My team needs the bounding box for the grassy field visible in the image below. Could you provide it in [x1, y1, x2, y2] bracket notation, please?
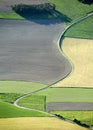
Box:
[34, 87, 93, 103]
[65, 16, 93, 39]
[0, 81, 46, 93]
[0, 93, 22, 103]
[0, 101, 49, 118]
[55, 38, 93, 88]
[51, 111, 93, 126]
[0, 117, 89, 130]
[18, 95, 46, 111]
[49, 0, 93, 21]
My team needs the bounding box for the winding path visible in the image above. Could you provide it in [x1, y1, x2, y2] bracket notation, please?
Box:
[0, 12, 93, 129]
[14, 12, 93, 117]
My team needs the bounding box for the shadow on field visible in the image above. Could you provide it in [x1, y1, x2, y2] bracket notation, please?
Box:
[12, 5, 72, 25]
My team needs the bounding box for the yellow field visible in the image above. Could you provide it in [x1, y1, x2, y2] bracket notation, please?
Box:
[0, 117, 88, 130]
[55, 38, 93, 88]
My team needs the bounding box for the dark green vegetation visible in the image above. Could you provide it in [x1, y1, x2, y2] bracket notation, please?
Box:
[37, 88, 93, 102]
[18, 95, 46, 111]
[0, 101, 49, 118]
[65, 15, 93, 39]
[0, 93, 22, 104]
[51, 111, 93, 126]
[12, 3, 55, 14]
[78, 0, 93, 4]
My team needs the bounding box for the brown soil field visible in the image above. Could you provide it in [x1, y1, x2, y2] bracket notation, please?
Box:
[55, 38, 93, 88]
[0, 117, 88, 130]
[46, 102, 93, 111]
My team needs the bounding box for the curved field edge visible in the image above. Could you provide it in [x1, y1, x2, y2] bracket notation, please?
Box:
[55, 38, 93, 88]
[0, 117, 88, 130]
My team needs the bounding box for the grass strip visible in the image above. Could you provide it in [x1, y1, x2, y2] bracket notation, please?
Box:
[51, 111, 93, 126]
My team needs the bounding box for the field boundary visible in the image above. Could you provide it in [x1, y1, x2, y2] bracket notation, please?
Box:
[12, 12, 93, 129]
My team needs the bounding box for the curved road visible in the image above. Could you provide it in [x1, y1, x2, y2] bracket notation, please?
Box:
[0, 13, 93, 128]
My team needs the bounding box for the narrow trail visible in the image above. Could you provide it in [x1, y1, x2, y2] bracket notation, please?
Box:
[14, 12, 93, 126]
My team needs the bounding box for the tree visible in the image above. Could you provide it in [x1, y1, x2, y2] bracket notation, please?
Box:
[78, 0, 93, 4]
[12, 3, 56, 14]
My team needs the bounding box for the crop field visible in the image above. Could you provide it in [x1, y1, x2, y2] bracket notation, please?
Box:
[51, 111, 93, 126]
[0, 117, 88, 130]
[36, 87, 93, 103]
[0, 81, 45, 93]
[18, 95, 46, 111]
[0, 101, 49, 118]
[55, 38, 93, 88]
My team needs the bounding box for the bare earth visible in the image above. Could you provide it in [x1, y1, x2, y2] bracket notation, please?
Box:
[0, 117, 88, 130]
[46, 102, 93, 111]
[55, 38, 93, 88]
[0, 19, 71, 84]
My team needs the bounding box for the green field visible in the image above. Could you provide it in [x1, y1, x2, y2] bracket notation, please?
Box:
[0, 81, 46, 93]
[65, 15, 93, 39]
[0, 93, 22, 103]
[0, 101, 49, 118]
[37, 87, 93, 102]
[51, 111, 93, 126]
[49, 0, 93, 21]
[18, 95, 46, 111]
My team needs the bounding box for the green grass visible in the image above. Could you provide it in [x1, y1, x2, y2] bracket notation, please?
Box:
[0, 13, 24, 19]
[65, 15, 93, 39]
[0, 81, 46, 94]
[37, 88, 93, 102]
[51, 111, 93, 126]
[49, 0, 93, 21]
[0, 101, 49, 118]
[18, 95, 46, 111]
[0, 93, 22, 104]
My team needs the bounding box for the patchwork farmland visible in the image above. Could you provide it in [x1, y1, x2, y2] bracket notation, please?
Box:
[0, 0, 93, 130]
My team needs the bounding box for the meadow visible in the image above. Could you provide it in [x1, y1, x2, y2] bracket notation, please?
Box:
[0, 81, 45, 93]
[36, 87, 93, 102]
[0, 101, 49, 118]
[51, 111, 93, 126]
[18, 95, 46, 111]
[65, 16, 93, 39]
